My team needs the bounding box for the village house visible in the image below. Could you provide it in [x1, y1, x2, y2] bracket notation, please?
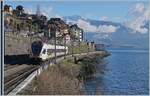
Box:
[69, 24, 83, 42]
[4, 4, 84, 45]
[4, 4, 48, 37]
[4, 4, 30, 34]
[46, 18, 70, 44]
[4, 5, 13, 32]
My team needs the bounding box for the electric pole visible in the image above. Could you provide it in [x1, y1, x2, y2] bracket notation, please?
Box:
[54, 30, 57, 64]
[71, 36, 74, 57]
[64, 34, 66, 59]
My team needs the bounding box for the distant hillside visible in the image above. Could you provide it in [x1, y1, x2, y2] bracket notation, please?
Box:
[63, 15, 149, 49]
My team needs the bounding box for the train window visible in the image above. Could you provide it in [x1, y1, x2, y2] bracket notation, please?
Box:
[50, 48, 66, 53]
[42, 49, 46, 54]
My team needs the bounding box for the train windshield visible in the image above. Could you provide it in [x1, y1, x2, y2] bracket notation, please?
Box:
[31, 41, 43, 55]
[42, 49, 46, 54]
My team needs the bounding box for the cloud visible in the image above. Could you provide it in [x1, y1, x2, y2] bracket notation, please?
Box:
[100, 16, 108, 21]
[98, 25, 118, 33]
[41, 12, 49, 17]
[54, 14, 63, 19]
[93, 34, 109, 40]
[41, 6, 53, 18]
[129, 3, 145, 16]
[75, 19, 118, 33]
[76, 19, 97, 32]
[24, 6, 53, 19]
[65, 19, 74, 24]
[24, 8, 35, 14]
[126, 3, 149, 34]
[127, 16, 148, 34]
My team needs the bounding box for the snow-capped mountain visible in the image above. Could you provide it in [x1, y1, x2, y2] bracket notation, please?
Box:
[63, 15, 149, 49]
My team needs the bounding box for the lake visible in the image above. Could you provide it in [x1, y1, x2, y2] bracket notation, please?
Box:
[84, 49, 149, 95]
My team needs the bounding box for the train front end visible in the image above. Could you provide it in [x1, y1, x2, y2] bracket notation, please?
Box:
[30, 41, 43, 62]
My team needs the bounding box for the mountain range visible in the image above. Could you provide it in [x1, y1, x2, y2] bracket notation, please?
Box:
[63, 15, 149, 50]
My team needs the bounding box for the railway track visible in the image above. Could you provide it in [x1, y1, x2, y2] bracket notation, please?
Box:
[4, 57, 53, 95]
[4, 65, 39, 95]
[4, 64, 21, 71]
[3, 53, 87, 95]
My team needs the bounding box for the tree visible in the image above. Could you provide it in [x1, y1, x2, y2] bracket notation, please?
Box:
[4, 5, 10, 12]
[16, 5, 24, 15]
[32, 23, 39, 33]
[16, 5, 23, 11]
[69, 27, 76, 56]
[17, 24, 21, 34]
[26, 18, 33, 35]
[12, 20, 17, 34]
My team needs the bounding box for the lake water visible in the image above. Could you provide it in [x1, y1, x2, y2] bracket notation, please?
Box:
[84, 49, 149, 95]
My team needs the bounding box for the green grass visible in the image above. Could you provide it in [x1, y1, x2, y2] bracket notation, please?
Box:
[59, 55, 98, 80]
[68, 43, 95, 54]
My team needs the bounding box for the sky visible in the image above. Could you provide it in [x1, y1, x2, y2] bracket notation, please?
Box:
[4, 0, 149, 23]
[4, 0, 150, 47]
